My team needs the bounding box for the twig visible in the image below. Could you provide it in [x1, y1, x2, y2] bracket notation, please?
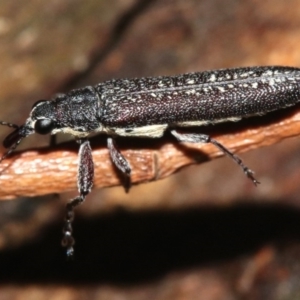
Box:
[1, 106, 300, 199]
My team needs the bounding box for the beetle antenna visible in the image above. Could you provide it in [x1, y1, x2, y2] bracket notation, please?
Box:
[0, 121, 19, 129]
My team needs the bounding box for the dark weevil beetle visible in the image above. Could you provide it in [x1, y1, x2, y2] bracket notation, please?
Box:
[1, 65, 300, 258]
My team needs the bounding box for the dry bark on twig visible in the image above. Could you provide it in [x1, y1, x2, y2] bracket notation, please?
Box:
[0, 106, 300, 199]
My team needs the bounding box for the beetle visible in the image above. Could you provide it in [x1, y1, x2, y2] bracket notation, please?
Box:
[1, 65, 300, 258]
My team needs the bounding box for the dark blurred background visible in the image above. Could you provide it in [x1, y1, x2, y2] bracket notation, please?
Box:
[1, 0, 300, 299]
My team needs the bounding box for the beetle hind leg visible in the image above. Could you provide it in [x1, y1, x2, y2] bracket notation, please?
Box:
[171, 129, 260, 186]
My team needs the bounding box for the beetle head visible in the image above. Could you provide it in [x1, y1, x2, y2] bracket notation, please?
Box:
[0, 99, 56, 163]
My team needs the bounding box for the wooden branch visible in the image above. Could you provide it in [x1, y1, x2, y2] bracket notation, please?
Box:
[1, 106, 300, 200]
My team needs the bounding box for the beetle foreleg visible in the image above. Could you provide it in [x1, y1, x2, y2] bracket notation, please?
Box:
[170, 129, 260, 186]
[62, 139, 94, 259]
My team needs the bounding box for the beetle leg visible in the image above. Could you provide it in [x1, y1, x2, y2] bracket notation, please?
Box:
[107, 137, 131, 192]
[170, 129, 260, 186]
[62, 139, 94, 259]
[50, 135, 57, 147]
[107, 137, 131, 175]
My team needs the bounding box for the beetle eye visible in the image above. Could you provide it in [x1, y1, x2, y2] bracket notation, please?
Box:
[34, 119, 55, 135]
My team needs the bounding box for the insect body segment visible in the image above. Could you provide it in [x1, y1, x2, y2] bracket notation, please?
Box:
[1, 66, 300, 258]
